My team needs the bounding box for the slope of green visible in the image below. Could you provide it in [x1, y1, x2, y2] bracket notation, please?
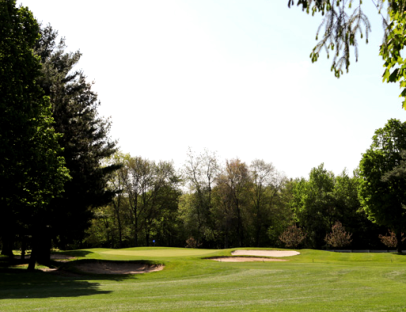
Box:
[1, 248, 406, 311]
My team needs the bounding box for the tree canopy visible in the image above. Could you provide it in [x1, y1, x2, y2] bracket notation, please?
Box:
[33, 25, 120, 249]
[0, 0, 70, 262]
[359, 118, 406, 253]
[288, 0, 406, 108]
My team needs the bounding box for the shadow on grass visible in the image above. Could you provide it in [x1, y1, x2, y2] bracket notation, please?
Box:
[0, 259, 148, 300]
[0, 270, 118, 299]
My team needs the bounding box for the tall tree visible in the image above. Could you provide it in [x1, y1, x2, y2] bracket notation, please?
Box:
[359, 118, 406, 253]
[124, 156, 153, 247]
[0, 1, 69, 269]
[249, 160, 285, 247]
[288, 0, 406, 108]
[291, 164, 337, 248]
[183, 149, 219, 246]
[216, 159, 251, 247]
[0, 1, 70, 265]
[33, 25, 119, 250]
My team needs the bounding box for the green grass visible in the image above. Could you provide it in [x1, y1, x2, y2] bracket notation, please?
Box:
[1, 248, 406, 311]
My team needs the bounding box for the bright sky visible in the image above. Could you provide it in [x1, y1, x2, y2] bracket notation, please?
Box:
[19, 0, 406, 179]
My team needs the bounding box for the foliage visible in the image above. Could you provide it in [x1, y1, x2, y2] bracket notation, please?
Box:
[379, 230, 406, 248]
[248, 160, 286, 247]
[214, 159, 251, 247]
[0, 1, 70, 261]
[324, 221, 353, 248]
[185, 237, 202, 248]
[290, 164, 377, 248]
[290, 164, 337, 247]
[288, 0, 406, 108]
[85, 153, 183, 248]
[279, 225, 307, 247]
[182, 148, 219, 246]
[359, 119, 406, 253]
[33, 25, 120, 248]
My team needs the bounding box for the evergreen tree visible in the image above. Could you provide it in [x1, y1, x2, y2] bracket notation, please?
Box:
[34, 25, 120, 249]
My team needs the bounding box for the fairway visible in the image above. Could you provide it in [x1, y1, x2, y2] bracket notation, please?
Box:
[2, 248, 406, 311]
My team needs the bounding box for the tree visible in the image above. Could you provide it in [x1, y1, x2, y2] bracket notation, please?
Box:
[33, 25, 120, 251]
[291, 164, 337, 248]
[288, 0, 406, 108]
[249, 160, 285, 247]
[0, 1, 70, 266]
[123, 156, 153, 246]
[359, 119, 406, 253]
[324, 221, 353, 248]
[183, 148, 219, 246]
[105, 152, 129, 248]
[215, 159, 251, 247]
[122, 156, 181, 246]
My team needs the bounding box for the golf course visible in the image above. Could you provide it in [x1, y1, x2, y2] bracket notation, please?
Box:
[1, 247, 406, 311]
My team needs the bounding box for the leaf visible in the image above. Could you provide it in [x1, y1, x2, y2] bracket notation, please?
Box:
[389, 68, 400, 82]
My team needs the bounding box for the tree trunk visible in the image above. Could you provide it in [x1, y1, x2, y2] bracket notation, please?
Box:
[28, 247, 36, 271]
[113, 199, 122, 248]
[255, 204, 261, 247]
[236, 202, 244, 247]
[134, 216, 138, 247]
[28, 227, 51, 270]
[146, 230, 150, 247]
[396, 230, 403, 254]
[1, 233, 14, 257]
[21, 235, 26, 261]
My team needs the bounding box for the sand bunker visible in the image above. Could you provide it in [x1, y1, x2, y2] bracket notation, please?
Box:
[72, 261, 164, 275]
[210, 257, 286, 262]
[231, 250, 300, 257]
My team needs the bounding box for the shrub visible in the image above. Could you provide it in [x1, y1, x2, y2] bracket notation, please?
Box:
[324, 221, 352, 248]
[279, 225, 307, 248]
[185, 237, 201, 248]
[379, 230, 406, 248]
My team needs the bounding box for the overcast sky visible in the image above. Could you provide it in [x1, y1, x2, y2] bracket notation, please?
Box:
[19, 0, 406, 179]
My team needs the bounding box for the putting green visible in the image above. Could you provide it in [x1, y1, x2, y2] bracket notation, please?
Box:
[100, 247, 222, 258]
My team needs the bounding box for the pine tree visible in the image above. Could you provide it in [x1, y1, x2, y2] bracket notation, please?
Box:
[34, 25, 120, 250]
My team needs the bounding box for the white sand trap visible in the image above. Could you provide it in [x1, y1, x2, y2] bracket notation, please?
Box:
[210, 257, 286, 262]
[232, 250, 300, 257]
[73, 262, 164, 275]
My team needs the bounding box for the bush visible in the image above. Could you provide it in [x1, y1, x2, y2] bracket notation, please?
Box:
[279, 225, 307, 248]
[379, 230, 406, 248]
[185, 237, 201, 248]
[324, 221, 352, 248]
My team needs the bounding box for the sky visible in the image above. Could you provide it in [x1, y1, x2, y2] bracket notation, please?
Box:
[18, 0, 406, 179]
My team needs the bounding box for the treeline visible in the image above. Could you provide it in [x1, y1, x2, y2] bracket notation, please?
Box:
[84, 150, 387, 250]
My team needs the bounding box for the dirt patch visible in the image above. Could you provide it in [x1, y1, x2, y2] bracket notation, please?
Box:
[210, 257, 287, 262]
[72, 261, 164, 275]
[232, 250, 300, 257]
